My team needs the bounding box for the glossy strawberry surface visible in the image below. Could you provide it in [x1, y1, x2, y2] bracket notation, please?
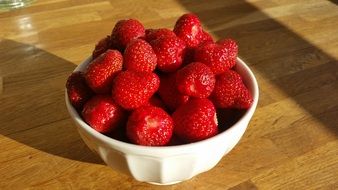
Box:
[150, 36, 186, 72]
[124, 39, 157, 72]
[172, 98, 218, 143]
[194, 42, 236, 75]
[158, 73, 189, 111]
[111, 19, 145, 50]
[145, 28, 176, 43]
[85, 50, 123, 94]
[211, 70, 253, 109]
[176, 62, 215, 98]
[66, 71, 93, 111]
[82, 95, 126, 133]
[127, 106, 173, 146]
[112, 71, 160, 110]
[174, 13, 204, 48]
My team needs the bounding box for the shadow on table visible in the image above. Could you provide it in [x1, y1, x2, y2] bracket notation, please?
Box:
[0, 39, 102, 164]
[177, 0, 338, 135]
[328, 0, 338, 5]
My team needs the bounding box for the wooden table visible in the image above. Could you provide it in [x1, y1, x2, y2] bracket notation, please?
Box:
[1, 0, 337, 189]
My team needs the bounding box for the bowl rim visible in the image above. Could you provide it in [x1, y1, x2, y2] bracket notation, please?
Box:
[65, 57, 259, 152]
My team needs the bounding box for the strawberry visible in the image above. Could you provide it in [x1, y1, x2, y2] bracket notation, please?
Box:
[66, 71, 93, 111]
[200, 30, 214, 45]
[111, 19, 145, 50]
[85, 50, 123, 94]
[145, 28, 176, 43]
[194, 42, 236, 75]
[176, 62, 215, 98]
[124, 39, 157, 72]
[127, 106, 173, 146]
[144, 95, 167, 110]
[172, 98, 218, 143]
[173, 13, 203, 48]
[217, 38, 238, 59]
[112, 71, 160, 110]
[82, 95, 126, 133]
[235, 86, 253, 109]
[150, 36, 186, 72]
[158, 73, 189, 111]
[211, 70, 253, 109]
[182, 31, 212, 65]
[182, 48, 195, 66]
[92, 35, 112, 59]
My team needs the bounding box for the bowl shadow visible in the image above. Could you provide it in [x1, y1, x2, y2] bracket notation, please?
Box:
[0, 39, 103, 164]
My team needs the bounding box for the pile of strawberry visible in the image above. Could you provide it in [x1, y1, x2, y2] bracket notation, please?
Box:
[66, 13, 253, 146]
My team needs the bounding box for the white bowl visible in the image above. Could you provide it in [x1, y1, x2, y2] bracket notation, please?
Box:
[65, 57, 259, 185]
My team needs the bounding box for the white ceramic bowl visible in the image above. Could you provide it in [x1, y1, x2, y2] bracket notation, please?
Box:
[65, 57, 259, 185]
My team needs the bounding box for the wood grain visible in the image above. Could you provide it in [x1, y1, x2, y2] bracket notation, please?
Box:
[0, 0, 337, 189]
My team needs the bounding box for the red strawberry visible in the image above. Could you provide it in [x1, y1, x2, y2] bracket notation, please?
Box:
[66, 71, 93, 111]
[150, 36, 186, 72]
[172, 98, 218, 143]
[211, 70, 253, 109]
[180, 30, 211, 65]
[176, 62, 215, 98]
[127, 106, 173, 146]
[144, 95, 167, 110]
[217, 38, 238, 59]
[112, 71, 160, 110]
[124, 39, 157, 72]
[173, 13, 203, 48]
[181, 30, 212, 65]
[92, 35, 112, 59]
[145, 28, 176, 43]
[194, 42, 236, 74]
[235, 87, 253, 109]
[111, 19, 145, 50]
[158, 73, 189, 111]
[82, 95, 126, 133]
[200, 30, 214, 45]
[85, 50, 123, 94]
[182, 48, 195, 66]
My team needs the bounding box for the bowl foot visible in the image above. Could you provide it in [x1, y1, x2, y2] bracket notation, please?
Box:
[147, 180, 182, 186]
